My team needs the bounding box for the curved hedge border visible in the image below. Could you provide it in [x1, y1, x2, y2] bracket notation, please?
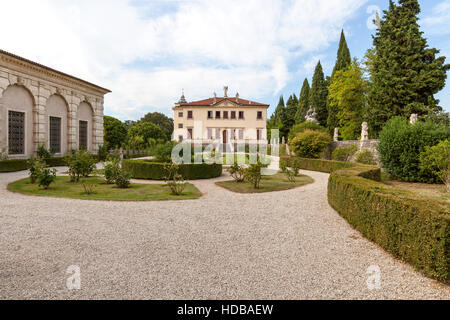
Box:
[282, 156, 449, 282]
[123, 160, 223, 180]
[0, 157, 68, 173]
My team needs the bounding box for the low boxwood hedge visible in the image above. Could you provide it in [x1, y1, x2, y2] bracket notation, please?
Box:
[284, 156, 449, 282]
[123, 159, 223, 180]
[0, 157, 69, 173]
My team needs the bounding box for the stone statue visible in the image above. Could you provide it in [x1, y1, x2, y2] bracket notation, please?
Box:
[281, 137, 286, 145]
[223, 86, 228, 97]
[334, 128, 339, 142]
[361, 122, 369, 141]
[410, 114, 418, 125]
[304, 106, 319, 124]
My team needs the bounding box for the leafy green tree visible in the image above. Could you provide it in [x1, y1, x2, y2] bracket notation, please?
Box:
[103, 116, 128, 150]
[128, 122, 167, 147]
[328, 60, 367, 140]
[328, 30, 352, 132]
[268, 96, 286, 141]
[282, 94, 298, 133]
[139, 112, 174, 140]
[367, 0, 450, 136]
[420, 140, 450, 190]
[310, 61, 328, 126]
[295, 79, 310, 124]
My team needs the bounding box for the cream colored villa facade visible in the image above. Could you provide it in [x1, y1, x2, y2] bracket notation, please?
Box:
[173, 88, 269, 144]
[0, 50, 110, 158]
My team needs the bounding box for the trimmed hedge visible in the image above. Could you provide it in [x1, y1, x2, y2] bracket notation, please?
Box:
[123, 160, 223, 180]
[0, 157, 68, 173]
[284, 156, 449, 282]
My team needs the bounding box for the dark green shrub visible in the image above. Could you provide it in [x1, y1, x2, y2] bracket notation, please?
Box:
[104, 116, 128, 149]
[122, 160, 222, 180]
[97, 145, 109, 162]
[244, 162, 266, 189]
[37, 168, 57, 189]
[228, 164, 245, 182]
[127, 122, 167, 146]
[378, 117, 450, 183]
[355, 150, 377, 165]
[37, 144, 52, 160]
[67, 150, 97, 182]
[115, 169, 132, 189]
[290, 130, 332, 159]
[332, 145, 358, 162]
[28, 157, 46, 184]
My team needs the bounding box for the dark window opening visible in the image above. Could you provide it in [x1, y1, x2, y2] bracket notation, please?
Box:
[231, 111, 236, 119]
[257, 111, 263, 120]
[223, 111, 229, 119]
[178, 112, 184, 118]
[239, 111, 244, 120]
[79, 120, 88, 150]
[188, 111, 193, 119]
[208, 111, 213, 119]
[178, 123, 183, 129]
[49, 116, 61, 154]
[216, 111, 221, 119]
[8, 111, 25, 155]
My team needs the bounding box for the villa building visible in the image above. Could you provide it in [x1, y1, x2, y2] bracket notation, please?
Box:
[173, 87, 269, 144]
[0, 50, 110, 158]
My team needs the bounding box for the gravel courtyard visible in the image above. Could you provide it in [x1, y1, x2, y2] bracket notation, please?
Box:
[0, 168, 448, 300]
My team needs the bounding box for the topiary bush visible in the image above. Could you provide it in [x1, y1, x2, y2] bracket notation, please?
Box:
[123, 160, 222, 180]
[420, 139, 450, 190]
[355, 150, 377, 166]
[332, 145, 358, 162]
[378, 116, 450, 183]
[288, 121, 327, 141]
[290, 129, 332, 159]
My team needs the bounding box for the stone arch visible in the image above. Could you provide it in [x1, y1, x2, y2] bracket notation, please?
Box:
[0, 84, 36, 156]
[46, 94, 69, 155]
[77, 101, 94, 151]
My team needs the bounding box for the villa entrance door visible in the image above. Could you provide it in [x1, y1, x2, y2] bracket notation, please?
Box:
[223, 130, 228, 144]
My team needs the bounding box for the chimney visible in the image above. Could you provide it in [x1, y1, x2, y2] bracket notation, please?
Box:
[223, 86, 228, 98]
[236, 92, 239, 103]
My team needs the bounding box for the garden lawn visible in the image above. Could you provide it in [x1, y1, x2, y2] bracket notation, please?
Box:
[8, 176, 202, 201]
[216, 172, 314, 194]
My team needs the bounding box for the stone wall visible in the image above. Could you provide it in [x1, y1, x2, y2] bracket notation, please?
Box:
[0, 51, 109, 157]
[329, 139, 380, 163]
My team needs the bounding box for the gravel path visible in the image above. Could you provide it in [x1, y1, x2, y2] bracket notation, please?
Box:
[0, 168, 448, 300]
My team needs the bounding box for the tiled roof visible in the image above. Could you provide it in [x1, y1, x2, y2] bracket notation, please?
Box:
[178, 97, 269, 107]
[0, 49, 111, 93]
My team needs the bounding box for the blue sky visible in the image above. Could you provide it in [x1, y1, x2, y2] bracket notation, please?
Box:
[1, 0, 449, 120]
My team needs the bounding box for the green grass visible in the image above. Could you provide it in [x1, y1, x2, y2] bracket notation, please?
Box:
[7, 176, 202, 201]
[216, 172, 314, 194]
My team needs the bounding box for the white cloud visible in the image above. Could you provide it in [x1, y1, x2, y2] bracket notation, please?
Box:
[0, 0, 367, 120]
[422, 0, 450, 35]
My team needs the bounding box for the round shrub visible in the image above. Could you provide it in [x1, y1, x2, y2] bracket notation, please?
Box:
[290, 129, 332, 159]
[288, 121, 327, 141]
[122, 160, 222, 180]
[378, 117, 450, 183]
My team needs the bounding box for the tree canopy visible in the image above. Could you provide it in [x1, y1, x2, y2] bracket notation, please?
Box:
[139, 112, 174, 140]
[103, 116, 128, 150]
[310, 61, 329, 126]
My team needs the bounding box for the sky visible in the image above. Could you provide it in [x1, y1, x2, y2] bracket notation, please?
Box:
[1, 0, 449, 120]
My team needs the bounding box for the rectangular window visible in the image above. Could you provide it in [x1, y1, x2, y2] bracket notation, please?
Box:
[178, 112, 184, 118]
[8, 111, 25, 155]
[239, 111, 244, 120]
[231, 111, 236, 119]
[257, 111, 263, 120]
[216, 111, 221, 119]
[188, 128, 193, 139]
[257, 129, 264, 141]
[207, 128, 213, 139]
[239, 129, 244, 140]
[178, 123, 183, 129]
[208, 111, 213, 119]
[223, 111, 229, 119]
[79, 120, 88, 150]
[215, 128, 220, 139]
[188, 111, 193, 119]
[49, 116, 61, 154]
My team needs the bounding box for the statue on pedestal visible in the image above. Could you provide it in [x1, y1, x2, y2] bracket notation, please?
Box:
[305, 106, 319, 124]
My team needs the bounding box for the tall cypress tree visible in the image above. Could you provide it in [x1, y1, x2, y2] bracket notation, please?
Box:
[368, 0, 450, 135]
[273, 95, 285, 123]
[295, 79, 310, 123]
[328, 30, 352, 133]
[310, 61, 328, 126]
